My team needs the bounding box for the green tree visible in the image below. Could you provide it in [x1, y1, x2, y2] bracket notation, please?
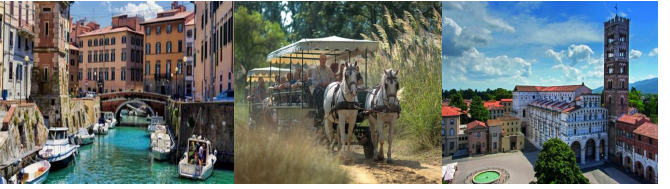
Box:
[448, 93, 467, 111]
[629, 88, 646, 113]
[534, 138, 589, 184]
[646, 95, 658, 123]
[469, 96, 489, 122]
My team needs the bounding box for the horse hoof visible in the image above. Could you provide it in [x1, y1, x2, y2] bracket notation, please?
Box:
[386, 158, 393, 163]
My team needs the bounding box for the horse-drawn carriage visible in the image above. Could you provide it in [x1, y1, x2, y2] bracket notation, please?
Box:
[247, 36, 399, 161]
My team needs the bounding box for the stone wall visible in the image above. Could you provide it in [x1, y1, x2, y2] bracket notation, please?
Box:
[167, 101, 233, 168]
[0, 103, 48, 178]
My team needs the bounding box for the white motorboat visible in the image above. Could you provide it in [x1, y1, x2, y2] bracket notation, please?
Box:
[104, 112, 117, 129]
[150, 125, 174, 161]
[147, 116, 165, 132]
[39, 127, 78, 168]
[8, 160, 51, 184]
[76, 128, 95, 145]
[179, 135, 217, 180]
[93, 122, 109, 135]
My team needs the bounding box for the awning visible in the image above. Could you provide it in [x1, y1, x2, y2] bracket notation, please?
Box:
[267, 36, 379, 65]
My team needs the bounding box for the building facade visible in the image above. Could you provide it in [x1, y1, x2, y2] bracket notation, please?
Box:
[498, 115, 523, 152]
[78, 14, 145, 94]
[442, 106, 461, 156]
[30, 1, 72, 128]
[486, 119, 502, 154]
[141, 2, 193, 96]
[193, 1, 233, 102]
[184, 18, 195, 98]
[2, 1, 35, 101]
[615, 114, 657, 183]
[604, 15, 631, 162]
[466, 120, 487, 156]
[513, 84, 608, 164]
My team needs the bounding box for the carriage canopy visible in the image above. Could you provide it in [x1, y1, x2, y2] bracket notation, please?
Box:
[266, 36, 380, 65]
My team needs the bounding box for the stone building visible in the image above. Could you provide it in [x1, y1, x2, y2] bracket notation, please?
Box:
[78, 14, 145, 94]
[141, 2, 194, 96]
[2, 1, 35, 101]
[184, 18, 195, 98]
[193, 1, 233, 102]
[513, 84, 608, 164]
[615, 114, 657, 183]
[604, 15, 631, 162]
[466, 120, 487, 156]
[486, 119, 502, 154]
[0, 103, 48, 177]
[442, 106, 461, 156]
[30, 1, 72, 128]
[497, 115, 523, 152]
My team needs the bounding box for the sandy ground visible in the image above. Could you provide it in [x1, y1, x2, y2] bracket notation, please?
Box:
[341, 145, 442, 184]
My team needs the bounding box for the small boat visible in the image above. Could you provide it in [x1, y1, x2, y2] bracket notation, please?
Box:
[179, 135, 217, 180]
[39, 128, 77, 168]
[147, 116, 165, 132]
[1, 176, 6, 184]
[150, 125, 174, 161]
[104, 112, 117, 129]
[76, 128, 95, 145]
[93, 122, 109, 135]
[8, 160, 51, 184]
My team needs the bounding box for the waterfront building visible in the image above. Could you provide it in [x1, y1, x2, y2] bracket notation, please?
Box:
[442, 106, 461, 156]
[2, 1, 35, 101]
[31, 1, 72, 128]
[604, 15, 631, 162]
[513, 84, 608, 164]
[78, 14, 145, 94]
[184, 18, 195, 98]
[486, 119, 502, 154]
[68, 43, 79, 95]
[68, 18, 98, 96]
[615, 114, 657, 183]
[466, 120, 487, 156]
[0, 3, 4, 92]
[193, 1, 233, 102]
[141, 2, 193, 96]
[69, 18, 98, 45]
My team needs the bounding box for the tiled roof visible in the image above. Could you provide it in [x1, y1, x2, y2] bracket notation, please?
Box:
[484, 101, 503, 110]
[487, 119, 502, 127]
[467, 120, 487, 130]
[497, 115, 520, 121]
[78, 26, 142, 37]
[633, 122, 658, 139]
[514, 84, 584, 92]
[186, 18, 195, 26]
[500, 98, 513, 102]
[69, 44, 79, 51]
[617, 114, 649, 125]
[442, 106, 461, 117]
[141, 11, 193, 25]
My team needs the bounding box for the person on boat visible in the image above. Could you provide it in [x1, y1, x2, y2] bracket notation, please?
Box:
[198, 143, 205, 175]
[311, 53, 335, 116]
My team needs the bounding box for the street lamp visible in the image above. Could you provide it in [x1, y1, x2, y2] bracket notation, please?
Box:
[23, 56, 30, 104]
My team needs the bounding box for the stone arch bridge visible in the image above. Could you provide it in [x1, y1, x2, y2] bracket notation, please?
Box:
[99, 92, 169, 119]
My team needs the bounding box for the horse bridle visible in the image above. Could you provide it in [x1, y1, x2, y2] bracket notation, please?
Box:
[341, 68, 358, 96]
[383, 74, 399, 103]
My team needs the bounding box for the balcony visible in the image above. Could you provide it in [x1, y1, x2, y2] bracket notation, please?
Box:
[18, 21, 35, 37]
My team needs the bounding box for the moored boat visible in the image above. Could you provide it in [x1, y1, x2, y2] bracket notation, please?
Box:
[76, 128, 95, 145]
[104, 112, 117, 129]
[147, 116, 165, 132]
[178, 135, 217, 180]
[150, 125, 174, 161]
[39, 127, 77, 168]
[8, 160, 51, 184]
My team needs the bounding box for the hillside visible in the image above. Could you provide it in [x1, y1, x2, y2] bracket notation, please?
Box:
[592, 77, 658, 94]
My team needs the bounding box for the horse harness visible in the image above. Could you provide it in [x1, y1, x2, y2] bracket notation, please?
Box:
[369, 75, 401, 118]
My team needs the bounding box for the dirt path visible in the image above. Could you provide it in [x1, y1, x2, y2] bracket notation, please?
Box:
[342, 145, 441, 184]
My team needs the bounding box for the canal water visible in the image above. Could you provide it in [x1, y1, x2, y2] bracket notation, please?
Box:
[43, 115, 234, 184]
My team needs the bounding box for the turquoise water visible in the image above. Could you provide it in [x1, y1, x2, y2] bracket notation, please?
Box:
[44, 126, 234, 184]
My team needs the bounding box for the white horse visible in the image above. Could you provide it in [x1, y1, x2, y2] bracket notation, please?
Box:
[323, 62, 360, 154]
[365, 69, 400, 163]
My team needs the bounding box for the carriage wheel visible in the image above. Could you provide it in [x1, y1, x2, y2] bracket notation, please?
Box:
[355, 127, 375, 159]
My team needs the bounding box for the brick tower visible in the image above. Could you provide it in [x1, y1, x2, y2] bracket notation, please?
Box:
[604, 14, 630, 161]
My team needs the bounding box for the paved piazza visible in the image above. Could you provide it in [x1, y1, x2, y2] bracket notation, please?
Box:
[443, 140, 641, 184]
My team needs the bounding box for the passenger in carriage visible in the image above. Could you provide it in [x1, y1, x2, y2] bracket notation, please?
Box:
[356, 66, 365, 90]
[335, 62, 346, 81]
[312, 53, 336, 114]
[247, 78, 267, 103]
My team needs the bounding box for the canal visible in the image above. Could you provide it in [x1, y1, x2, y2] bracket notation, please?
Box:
[43, 115, 234, 184]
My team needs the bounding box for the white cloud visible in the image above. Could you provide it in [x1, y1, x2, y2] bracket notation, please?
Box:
[498, 15, 600, 46]
[445, 47, 532, 82]
[552, 63, 582, 81]
[567, 44, 594, 66]
[630, 49, 642, 59]
[648, 48, 658, 56]
[113, 1, 164, 20]
[100, 1, 112, 12]
[485, 17, 515, 33]
[545, 49, 565, 63]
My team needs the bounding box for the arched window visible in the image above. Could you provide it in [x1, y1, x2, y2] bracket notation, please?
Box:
[609, 96, 612, 104]
[621, 97, 624, 105]
[166, 41, 172, 53]
[88, 39, 92, 46]
[156, 42, 161, 54]
[155, 61, 161, 76]
[608, 80, 612, 89]
[111, 37, 116, 45]
[145, 43, 151, 55]
[94, 39, 98, 46]
[122, 36, 126, 44]
[99, 38, 103, 46]
[523, 109, 526, 117]
[620, 80, 625, 89]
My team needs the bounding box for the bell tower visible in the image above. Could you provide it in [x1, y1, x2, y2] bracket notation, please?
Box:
[603, 14, 630, 120]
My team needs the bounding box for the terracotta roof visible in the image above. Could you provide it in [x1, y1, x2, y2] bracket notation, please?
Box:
[442, 106, 461, 117]
[484, 101, 503, 110]
[575, 96, 581, 101]
[497, 115, 519, 121]
[467, 120, 487, 130]
[78, 26, 143, 37]
[514, 84, 585, 92]
[617, 114, 649, 125]
[633, 122, 658, 139]
[186, 18, 195, 26]
[500, 98, 513, 102]
[69, 44, 79, 51]
[487, 119, 502, 127]
[141, 11, 193, 25]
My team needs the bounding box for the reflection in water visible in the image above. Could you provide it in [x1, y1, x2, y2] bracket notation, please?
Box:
[44, 116, 233, 184]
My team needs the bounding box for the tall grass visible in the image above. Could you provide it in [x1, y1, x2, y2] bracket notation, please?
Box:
[361, 7, 442, 150]
[234, 123, 349, 183]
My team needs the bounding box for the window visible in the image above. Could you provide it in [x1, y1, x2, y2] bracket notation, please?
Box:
[111, 37, 115, 45]
[177, 60, 183, 74]
[45, 22, 49, 36]
[449, 128, 455, 136]
[17, 35, 22, 49]
[8, 62, 13, 79]
[449, 142, 454, 150]
[93, 52, 98, 62]
[166, 41, 172, 53]
[187, 29, 193, 38]
[493, 142, 497, 149]
[450, 118, 455, 125]
[87, 69, 92, 80]
[121, 49, 126, 61]
[105, 38, 109, 45]
[99, 52, 103, 62]
[122, 36, 126, 44]
[99, 39, 103, 46]
[476, 132, 481, 138]
[43, 67, 48, 81]
[167, 25, 172, 34]
[166, 60, 171, 79]
[79, 54, 83, 63]
[155, 61, 161, 76]
[156, 42, 161, 54]
[9, 32, 13, 47]
[156, 26, 161, 35]
[94, 39, 98, 46]
[105, 52, 109, 62]
[178, 40, 183, 52]
[111, 69, 116, 80]
[145, 62, 151, 75]
[121, 68, 126, 81]
[178, 24, 183, 33]
[146, 43, 151, 55]
[146, 26, 151, 35]
[88, 51, 92, 62]
[88, 39, 92, 47]
[111, 51, 116, 62]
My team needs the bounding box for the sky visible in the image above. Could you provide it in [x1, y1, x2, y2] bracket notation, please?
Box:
[442, 1, 658, 91]
[70, 1, 194, 27]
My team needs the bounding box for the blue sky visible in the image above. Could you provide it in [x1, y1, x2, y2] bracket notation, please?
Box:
[70, 1, 194, 27]
[443, 1, 658, 91]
